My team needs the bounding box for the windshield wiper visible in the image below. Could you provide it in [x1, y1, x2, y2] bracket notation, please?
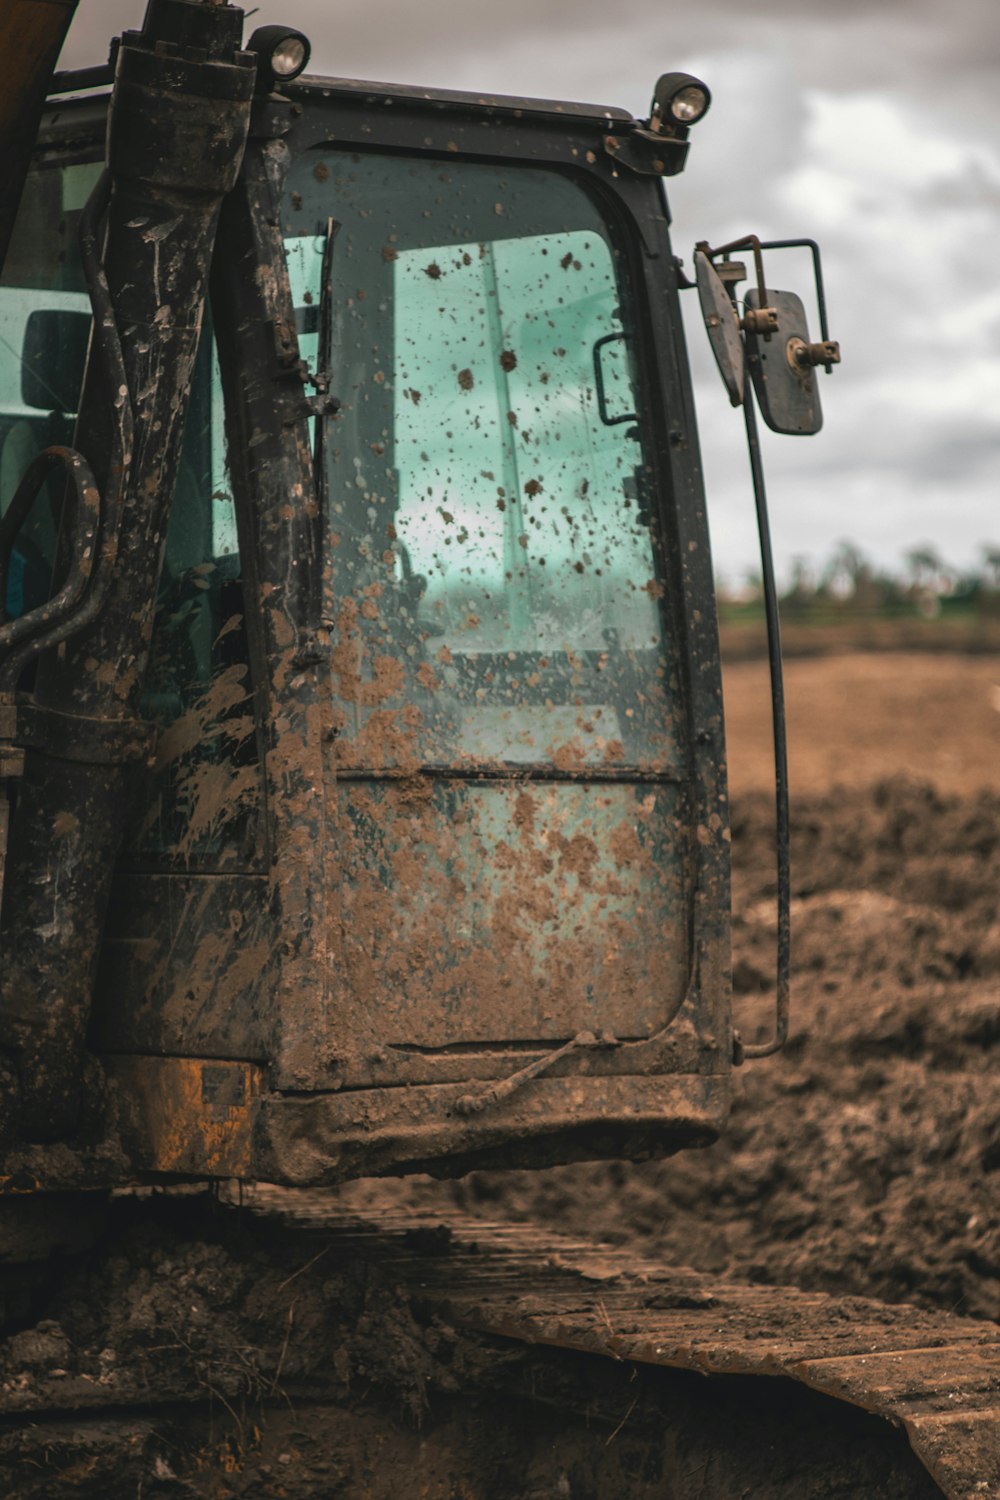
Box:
[311, 215, 339, 508]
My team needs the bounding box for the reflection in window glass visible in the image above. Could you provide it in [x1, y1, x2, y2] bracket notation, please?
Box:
[0, 161, 100, 621]
[0, 153, 257, 865]
[286, 153, 676, 773]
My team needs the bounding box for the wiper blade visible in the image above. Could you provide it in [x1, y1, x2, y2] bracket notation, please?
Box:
[312, 215, 339, 506]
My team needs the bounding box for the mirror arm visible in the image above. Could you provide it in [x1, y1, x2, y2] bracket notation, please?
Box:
[737, 380, 791, 1061]
[697, 234, 768, 316]
[756, 237, 836, 374]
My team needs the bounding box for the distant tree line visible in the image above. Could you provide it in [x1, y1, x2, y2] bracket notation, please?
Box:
[721, 542, 1000, 622]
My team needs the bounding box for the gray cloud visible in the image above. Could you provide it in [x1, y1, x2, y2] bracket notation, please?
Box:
[61, 0, 1000, 92]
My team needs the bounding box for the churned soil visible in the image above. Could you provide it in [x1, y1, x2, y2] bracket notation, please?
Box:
[1, 651, 998, 1497]
[338, 651, 1000, 1322]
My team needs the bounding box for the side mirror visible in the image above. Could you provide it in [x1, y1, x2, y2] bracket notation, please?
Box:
[744, 288, 839, 436]
[694, 250, 743, 407]
[21, 308, 91, 412]
[693, 235, 840, 435]
[689, 234, 841, 1059]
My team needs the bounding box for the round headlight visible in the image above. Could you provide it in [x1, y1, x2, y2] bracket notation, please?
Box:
[271, 34, 308, 78]
[651, 72, 712, 133]
[247, 25, 312, 89]
[670, 85, 709, 123]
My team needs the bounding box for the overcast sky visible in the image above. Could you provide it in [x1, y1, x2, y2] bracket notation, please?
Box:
[61, 0, 1000, 586]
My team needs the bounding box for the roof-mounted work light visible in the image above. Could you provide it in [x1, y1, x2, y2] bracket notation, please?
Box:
[247, 25, 311, 90]
[649, 73, 712, 136]
[605, 67, 712, 176]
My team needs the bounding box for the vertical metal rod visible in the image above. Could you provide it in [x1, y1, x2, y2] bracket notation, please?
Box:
[740, 386, 790, 1057]
[311, 215, 337, 512]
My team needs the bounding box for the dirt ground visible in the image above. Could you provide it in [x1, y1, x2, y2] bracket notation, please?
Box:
[2, 650, 998, 1496]
[725, 649, 1000, 798]
[336, 650, 1000, 1324]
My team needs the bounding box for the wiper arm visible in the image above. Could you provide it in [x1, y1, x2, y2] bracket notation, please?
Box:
[311, 215, 339, 508]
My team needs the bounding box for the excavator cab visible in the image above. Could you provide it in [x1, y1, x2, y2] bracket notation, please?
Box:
[0, 5, 834, 1189]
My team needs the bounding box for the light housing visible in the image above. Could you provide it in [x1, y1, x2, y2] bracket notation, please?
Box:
[247, 25, 311, 91]
[650, 72, 712, 136]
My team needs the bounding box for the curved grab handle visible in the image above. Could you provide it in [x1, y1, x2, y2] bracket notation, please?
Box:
[0, 170, 133, 691]
[592, 332, 637, 427]
[0, 446, 101, 686]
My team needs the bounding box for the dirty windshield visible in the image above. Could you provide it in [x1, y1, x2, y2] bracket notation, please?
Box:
[284, 151, 678, 774]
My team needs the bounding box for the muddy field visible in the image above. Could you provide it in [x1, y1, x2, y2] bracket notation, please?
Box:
[337, 650, 1000, 1323]
[3, 650, 998, 1495]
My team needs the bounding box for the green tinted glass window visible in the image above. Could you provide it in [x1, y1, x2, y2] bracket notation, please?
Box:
[284, 153, 678, 773]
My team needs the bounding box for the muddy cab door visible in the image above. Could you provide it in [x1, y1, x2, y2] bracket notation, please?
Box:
[285, 148, 690, 1060]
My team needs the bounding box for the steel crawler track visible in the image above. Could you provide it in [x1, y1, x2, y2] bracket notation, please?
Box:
[1, 1191, 996, 1495]
[251, 1191, 1000, 1499]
